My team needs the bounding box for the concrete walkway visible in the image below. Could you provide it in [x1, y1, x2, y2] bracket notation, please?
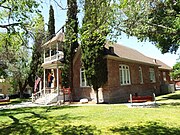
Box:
[0, 102, 53, 110]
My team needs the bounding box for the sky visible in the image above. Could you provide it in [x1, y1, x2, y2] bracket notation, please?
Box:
[41, 0, 179, 67]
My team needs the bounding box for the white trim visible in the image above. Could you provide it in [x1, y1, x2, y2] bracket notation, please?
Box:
[149, 68, 156, 83]
[139, 66, 143, 84]
[163, 72, 166, 81]
[80, 68, 89, 87]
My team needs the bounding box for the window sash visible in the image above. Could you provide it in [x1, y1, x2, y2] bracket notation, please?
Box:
[119, 65, 131, 85]
[139, 67, 143, 84]
[80, 68, 88, 87]
[163, 72, 166, 81]
[149, 68, 156, 82]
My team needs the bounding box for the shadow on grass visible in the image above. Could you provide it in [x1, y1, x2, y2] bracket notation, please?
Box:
[157, 93, 180, 102]
[159, 102, 180, 107]
[0, 106, 85, 134]
[45, 105, 78, 112]
[163, 94, 180, 100]
[110, 121, 180, 135]
[60, 125, 101, 135]
[0, 115, 41, 135]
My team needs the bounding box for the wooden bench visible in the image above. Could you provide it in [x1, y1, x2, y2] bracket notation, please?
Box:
[128, 94, 154, 103]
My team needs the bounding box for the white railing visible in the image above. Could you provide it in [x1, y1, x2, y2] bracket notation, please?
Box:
[31, 88, 62, 103]
[44, 52, 64, 63]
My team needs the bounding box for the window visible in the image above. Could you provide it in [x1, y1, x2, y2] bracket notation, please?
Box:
[139, 66, 143, 84]
[149, 68, 156, 83]
[0, 89, 2, 93]
[163, 72, 166, 81]
[80, 68, 88, 87]
[119, 65, 131, 85]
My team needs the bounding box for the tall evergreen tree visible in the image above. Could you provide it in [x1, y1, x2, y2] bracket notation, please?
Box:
[48, 5, 55, 40]
[28, 14, 45, 88]
[80, 0, 112, 103]
[62, 0, 78, 89]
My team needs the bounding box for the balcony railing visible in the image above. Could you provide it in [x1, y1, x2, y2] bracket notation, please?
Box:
[44, 51, 64, 63]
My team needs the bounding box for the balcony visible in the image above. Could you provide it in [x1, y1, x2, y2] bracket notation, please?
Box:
[44, 51, 64, 63]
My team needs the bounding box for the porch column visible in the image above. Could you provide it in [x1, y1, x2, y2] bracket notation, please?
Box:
[50, 46, 51, 60]
[56, 43, 59, 95]
[43, 69, 46, 95]
[57, 65, 59, 95]
[39, 80, 42, 95]
[56, 43, 58, 59]
[43, 49, 45, 63]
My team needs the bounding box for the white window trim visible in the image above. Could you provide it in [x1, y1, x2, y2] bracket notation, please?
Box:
[80, 68, 89, 87]
[163, 72, 166, 81]
[139, 66, 143, 84]
[149, 68, 156, 83]
[119, 65, 131, 85]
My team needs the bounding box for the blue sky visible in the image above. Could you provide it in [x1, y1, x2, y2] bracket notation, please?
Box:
[41, 0, 179, 67]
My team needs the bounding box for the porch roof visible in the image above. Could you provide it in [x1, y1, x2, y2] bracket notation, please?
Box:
[41, 60, 63, 69]
[41, 32, 64, 48]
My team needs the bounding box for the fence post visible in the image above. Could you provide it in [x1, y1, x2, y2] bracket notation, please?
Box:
[130, 94, 132, 104]
[153, 93, 156, 104]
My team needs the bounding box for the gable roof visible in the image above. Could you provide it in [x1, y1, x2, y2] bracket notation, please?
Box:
[41, 32, 64, 48]
[155, 59, 172, 70]
[105, 43, 172, 70]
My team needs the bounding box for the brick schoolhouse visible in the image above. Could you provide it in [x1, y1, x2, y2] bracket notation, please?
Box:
[33, 32, 173, 104]
[72, 43, 173, 103]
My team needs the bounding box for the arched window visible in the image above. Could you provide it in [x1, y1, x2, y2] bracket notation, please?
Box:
[139, 66, 143, 84]
[80, 68, 88, 87]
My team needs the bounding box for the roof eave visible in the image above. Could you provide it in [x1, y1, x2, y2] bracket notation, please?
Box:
[106, 55, 160, 66]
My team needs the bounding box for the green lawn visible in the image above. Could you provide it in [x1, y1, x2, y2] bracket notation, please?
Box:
[156, 90, 180, 103]
[0, 91, 180, 135]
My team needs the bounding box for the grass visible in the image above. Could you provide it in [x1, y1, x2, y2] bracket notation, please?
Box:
[156, 90, 180, 103]
[0, 91, 179, 135]
[0, 104, 180, 134]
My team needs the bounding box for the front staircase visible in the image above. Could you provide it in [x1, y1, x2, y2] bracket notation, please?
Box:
[32, 89, 66, 105]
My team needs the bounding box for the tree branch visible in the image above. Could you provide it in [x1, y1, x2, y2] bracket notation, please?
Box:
[0, 23, 22, 28]
[0, 0, 6, 6]
[53, 0, 67, 10]
[0, 5, 11, 10]
[146, 22, 175, 31]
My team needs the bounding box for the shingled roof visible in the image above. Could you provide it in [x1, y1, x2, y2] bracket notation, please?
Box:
[105, 43, 172, 70]
[42, 32, 64, 48]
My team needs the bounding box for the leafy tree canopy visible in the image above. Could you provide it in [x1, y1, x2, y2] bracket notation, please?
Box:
[171, 61, 180, 79]
[120, 0, 180, 53]
[0, 0, 41, 48]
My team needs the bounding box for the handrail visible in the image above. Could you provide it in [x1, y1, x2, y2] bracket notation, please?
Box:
[32, 87, 59, 103]
[44, 52, 64, 63]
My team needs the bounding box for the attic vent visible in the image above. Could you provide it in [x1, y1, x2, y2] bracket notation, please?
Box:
[109, 47, 114, 54]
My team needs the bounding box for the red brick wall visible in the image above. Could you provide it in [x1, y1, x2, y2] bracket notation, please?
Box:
[72, 53, 161, 103]
[105, 59, 160, 103]
[159, 69, 172, 84]
[72, 52, 94, 101]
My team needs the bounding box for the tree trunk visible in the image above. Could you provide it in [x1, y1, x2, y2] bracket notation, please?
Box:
[19, 80, 28, 99]
[19, 82, 23, 98]
[96, 89, 99, 104]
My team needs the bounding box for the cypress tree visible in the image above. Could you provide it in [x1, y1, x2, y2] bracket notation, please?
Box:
[80, 0, 110, 103]
[62, 0, 78, 90]
[48, 5, 55, 40]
